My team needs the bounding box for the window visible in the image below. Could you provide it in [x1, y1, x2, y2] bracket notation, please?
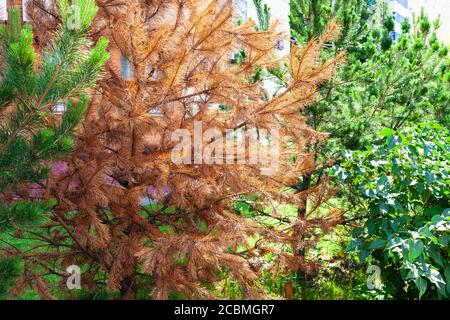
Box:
[0, 0, 7, 21]
[120, 54, 134, 80]
[393, 12, 405, 23]
[392, 31, 401, 42]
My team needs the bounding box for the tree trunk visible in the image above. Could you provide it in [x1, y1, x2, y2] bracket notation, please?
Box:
[120, 274, 137, 300]
[296, 173, 312, 296]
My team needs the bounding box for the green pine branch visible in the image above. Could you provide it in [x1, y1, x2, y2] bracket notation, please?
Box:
[253, 0, 271, 31]
[0, 0, 109, 231]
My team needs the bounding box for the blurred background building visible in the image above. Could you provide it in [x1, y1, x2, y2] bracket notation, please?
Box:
[390, 0, 450, 43]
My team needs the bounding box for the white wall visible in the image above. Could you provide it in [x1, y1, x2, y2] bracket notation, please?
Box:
[0, 0, 7, 21]
[411, 0, 450, 44]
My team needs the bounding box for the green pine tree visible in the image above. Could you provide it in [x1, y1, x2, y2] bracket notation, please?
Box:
[290, 0, 372, 47]
[289, 0, 449, 198]
[0, 0, 108, 297]
[288, 0, 450, 298]
[253, 0, 271, 31]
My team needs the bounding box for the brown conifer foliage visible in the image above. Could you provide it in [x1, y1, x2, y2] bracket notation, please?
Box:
[17, 0, 344, 299]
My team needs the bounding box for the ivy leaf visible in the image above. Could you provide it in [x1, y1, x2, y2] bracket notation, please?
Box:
[445, 266, 450, 295]
[358, 249, 370, 263]
[369, 239, 386, 250]
[378, 202, 389, 214]
[419, 262, 447, 296]
[438, 235, 449, 246]
[418, 225, 435, 242]
[428, 245, 444, 267]
[407, 239, 424, 263]
[443, 209, 450, 218]
[366, 219, 377, 236]
[428, 269, 447, 297]
[425, 171, 435, 184]
[415, 277, 427, 299]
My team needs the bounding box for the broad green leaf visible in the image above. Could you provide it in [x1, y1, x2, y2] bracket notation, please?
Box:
[445, 266, 450, 295]
[369, 239, 386, 250]
[428, 245, 444, 267]
[358, 249, 370, 263]
[415, 277, 427, 299]
[366, 219, 377, 236]
[427, 269, 447, 297]
[438, 235, 449, 246]
[407, 239, 424, 262]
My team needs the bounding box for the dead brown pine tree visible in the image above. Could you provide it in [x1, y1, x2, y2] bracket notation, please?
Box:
[10, 0, 344, 299]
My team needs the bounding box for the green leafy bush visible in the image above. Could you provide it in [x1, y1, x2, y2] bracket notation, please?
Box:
[333, 124, 450, 299]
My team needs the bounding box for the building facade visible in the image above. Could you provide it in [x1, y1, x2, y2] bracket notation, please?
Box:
[389, 0, 411, 41]
[389, 0, 450, 44]
[1, 0, 291, 79]
[0, 0, 44, 22]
